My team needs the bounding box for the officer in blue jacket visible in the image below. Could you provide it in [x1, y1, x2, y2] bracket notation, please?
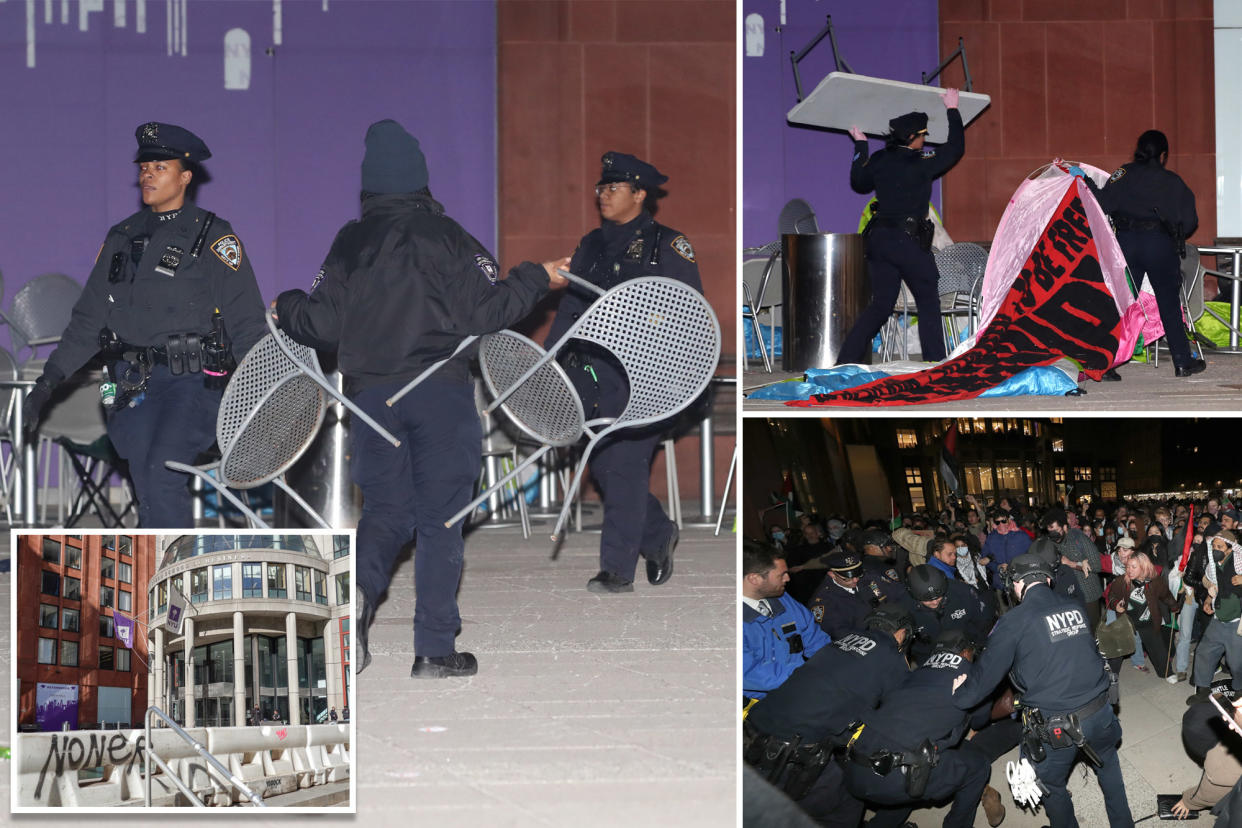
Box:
[546, 152, 705, 594]
[844, 629, 1003, 828]
[25, 122, 267, 527]
[744, 604, 913, 827]
[952, 553, 1132, 828]
[807, 551, 875, 638]
[743, 542, 830, 700]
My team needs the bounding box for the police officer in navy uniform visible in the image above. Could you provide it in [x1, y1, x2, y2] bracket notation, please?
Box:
[835, 89, 965, 366]
[1079, 129, 1202, 377]
[858, 530, 907, 604]
[744, 604, 914, 826]
[24, 122, 267, 528]
[276, 119, 569, 678]
[547, 152, 704, 594]
[952, 553, 1133, 828]
[903, 563, 993, 663]
[843, 629, 1005, 828]
[807, 551, 875, 639]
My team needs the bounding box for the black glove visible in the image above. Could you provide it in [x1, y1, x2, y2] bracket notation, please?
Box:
[22, 374, 56, 443]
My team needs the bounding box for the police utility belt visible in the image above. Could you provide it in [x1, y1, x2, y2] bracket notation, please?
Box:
[742, 719, 854, 800]
[864, 214, 934, 252]
[1018, 690, 1108, 767]
[98, 328, 234, 407]
[847, 730, 940, 799]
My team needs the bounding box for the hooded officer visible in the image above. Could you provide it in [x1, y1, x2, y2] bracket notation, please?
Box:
[836, 90, 966, 366]
[806, 551, 874, 639]
[276, 119, 569, 678]
[843, 628, 1005, 828]
[903, 563, 993, 663]
[546, 151, 704, 594]
[1078, 129, 1202, 377]
[24, 122, 267, 527]
[744, 604, 914, 826]
[951, 553, 1132, 827]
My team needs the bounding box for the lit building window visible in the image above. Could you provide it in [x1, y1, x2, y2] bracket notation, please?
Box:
[1052, 439, 1064, 453]
[896, 429, 918, 449]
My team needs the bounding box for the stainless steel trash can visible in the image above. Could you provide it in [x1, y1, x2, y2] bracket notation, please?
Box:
[781, 233, 868, 372]
[274, 371, 361, 528]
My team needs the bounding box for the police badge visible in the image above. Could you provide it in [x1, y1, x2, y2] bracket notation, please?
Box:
[211, 235, 243, 271]
[475, 254, 499, 285]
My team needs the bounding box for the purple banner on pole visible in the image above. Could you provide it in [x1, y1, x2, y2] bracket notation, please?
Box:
[36, 683, 79, 732]
[115, 613, 135, 649]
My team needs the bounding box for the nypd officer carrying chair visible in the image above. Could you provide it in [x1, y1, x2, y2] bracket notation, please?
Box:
[454, 271, 720, 543]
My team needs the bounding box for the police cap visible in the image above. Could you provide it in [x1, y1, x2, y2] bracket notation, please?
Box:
[888, 111, 928, 144]
[907, 564, 948, 602]
[826, 551, 863, 579]
[134, 122, 211, 164]
[864, 603, 915, 639]
[598, 151, 668, 191]
[1009, 552, 1053, 585]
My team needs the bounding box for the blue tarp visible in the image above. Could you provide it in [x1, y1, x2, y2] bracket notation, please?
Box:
[747, 364, 1078, 401]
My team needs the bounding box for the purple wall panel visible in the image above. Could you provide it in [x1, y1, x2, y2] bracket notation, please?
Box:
[742, 0, 939, 247]
[0, 0, 496, 309]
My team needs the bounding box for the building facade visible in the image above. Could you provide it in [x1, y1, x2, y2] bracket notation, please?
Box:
[16, 534, 157, 730]
[146, 534, 351, 728]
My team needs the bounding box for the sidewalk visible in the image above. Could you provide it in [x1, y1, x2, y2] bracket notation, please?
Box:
[743, 351, 1242, 412]
[0, 516, 737, 826]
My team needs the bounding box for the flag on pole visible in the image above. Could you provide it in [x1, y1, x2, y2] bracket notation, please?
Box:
[165, 587, 188, 634]
[890, 497, 901, 531]
[1178, 503, 1196, 573]
[940, 423, 962, 499]
[115, 613, 135, 649]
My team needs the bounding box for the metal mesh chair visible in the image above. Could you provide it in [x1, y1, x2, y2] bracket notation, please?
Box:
[743, 254, 782, 372]
[8, 273, 82, 372]
[935, 242, 989, 352]
[165, 329, 329, 528]
[475, 275, 721, 541]
[444, 330, 591, 530]
[779, 198, 819, 235]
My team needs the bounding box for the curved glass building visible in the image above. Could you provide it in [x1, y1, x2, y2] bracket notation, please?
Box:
[147, 534, 352, 727]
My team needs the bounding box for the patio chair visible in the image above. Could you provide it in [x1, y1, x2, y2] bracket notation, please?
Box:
[165, 328, 330, 528]
[471, 274, 721, 541]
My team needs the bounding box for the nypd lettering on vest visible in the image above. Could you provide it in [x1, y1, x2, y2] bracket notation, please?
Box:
[924, 651, 963, 670]
[834, 633, 877, 656]
[1045, 608, 1087, 641]
[950, 608, 966, 620]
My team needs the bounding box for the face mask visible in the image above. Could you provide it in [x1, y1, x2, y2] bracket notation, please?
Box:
[1047, 530, 1064, 543]
[955, 546, 968, 558]
[1214, 549, 1229, 564]
[772, 531, 785, 542]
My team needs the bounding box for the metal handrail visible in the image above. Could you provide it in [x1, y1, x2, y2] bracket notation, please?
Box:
[144, 706, 267, 808]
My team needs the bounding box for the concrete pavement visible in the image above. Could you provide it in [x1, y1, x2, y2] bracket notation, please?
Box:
[743, 350, 1242, 412]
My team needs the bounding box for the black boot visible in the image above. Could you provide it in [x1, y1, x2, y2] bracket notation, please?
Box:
[1187, 686, 1210, 706]
[356, 586, 375, 674]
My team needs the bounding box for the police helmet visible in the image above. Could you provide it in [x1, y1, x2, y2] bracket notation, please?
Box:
[1006, 552, 1053, 590]
[932, 627, 977, 657]
[864, 604, 915, 650]
[860, 529, 890, 550]
[907, 564, 948, 602]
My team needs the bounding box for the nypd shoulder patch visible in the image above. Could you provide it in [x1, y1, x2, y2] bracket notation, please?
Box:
[475, 253, 499, 285]
[671, 235, 695, 262]
[1109, 167, 1126, 183]
[211, 235, 242, 271]
[812, 605, 824, 623]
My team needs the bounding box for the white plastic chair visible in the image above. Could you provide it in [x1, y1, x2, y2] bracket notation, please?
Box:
[165, 329, 330, 528]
